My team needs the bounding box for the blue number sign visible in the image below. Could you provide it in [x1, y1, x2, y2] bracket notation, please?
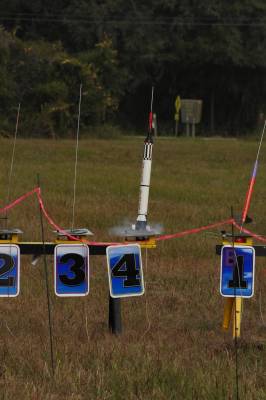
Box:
[106, 244, 144, 298]
[220, 245, 255, 298]
[54, 244, 89, 297]
[0, 244, 20, 297]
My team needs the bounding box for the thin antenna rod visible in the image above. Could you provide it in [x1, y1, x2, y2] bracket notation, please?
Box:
[37, 174, 55, 376]
[231, 207, 239, 400]
[71, 84, 82, 231]
[5, 103, 21, 225]
[255, 119, 266, 162]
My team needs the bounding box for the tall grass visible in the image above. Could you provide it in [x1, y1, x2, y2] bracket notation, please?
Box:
[0, 136, 266, 399]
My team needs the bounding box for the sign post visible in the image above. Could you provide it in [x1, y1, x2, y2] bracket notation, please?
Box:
[220, 238, 255, 338]
[180, 99, 202, 137]
[54, 244, 89, 297]
[106, 244, 144, 334]
[107, 244, 144, 298]
[0, 244, 20, 297]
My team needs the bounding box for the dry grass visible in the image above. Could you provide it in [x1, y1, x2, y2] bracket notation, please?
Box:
[0, 136, 266, 399]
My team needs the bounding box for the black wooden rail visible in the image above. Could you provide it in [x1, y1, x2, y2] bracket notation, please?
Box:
[18, 242, 108, 255]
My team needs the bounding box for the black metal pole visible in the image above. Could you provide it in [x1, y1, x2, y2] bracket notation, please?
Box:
[109, 296, 122, 335]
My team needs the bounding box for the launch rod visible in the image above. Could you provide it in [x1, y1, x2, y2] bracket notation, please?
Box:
[241, 120, 266, 227]
[5, 103, 21, 227]
[71, 84, 82, 231]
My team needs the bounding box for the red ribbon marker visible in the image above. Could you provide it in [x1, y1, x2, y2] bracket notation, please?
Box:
[155, 219, 234, 241]
[0, 187, 40, 214]
[241, 120, 266, 226]
[233, 221, 266, 244]
[241, 160, 258, 225]
[6, 188, 266, 246]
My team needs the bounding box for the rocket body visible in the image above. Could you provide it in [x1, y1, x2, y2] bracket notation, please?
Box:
[136, 140, 153, 230]
[109, 89, 162, 240]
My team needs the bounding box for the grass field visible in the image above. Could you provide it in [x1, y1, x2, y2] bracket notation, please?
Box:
[0, 136, 266, 399]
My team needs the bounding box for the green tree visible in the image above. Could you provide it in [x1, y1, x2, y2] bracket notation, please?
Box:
[0, 27, 126, 136]
[0, 0, 266, 133]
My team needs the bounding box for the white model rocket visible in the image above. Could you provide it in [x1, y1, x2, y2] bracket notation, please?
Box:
[110, 87, 162, 239]
[134, 88, 155, 233]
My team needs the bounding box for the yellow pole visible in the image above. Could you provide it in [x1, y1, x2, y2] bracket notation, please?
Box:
[233, 297, 242, 338]
[222, 297, 234, 331]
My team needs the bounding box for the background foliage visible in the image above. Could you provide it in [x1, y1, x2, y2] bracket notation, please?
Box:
[0, 1, 265, 135]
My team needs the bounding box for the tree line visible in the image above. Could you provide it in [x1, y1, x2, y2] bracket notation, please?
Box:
[0, 0, 265, 136]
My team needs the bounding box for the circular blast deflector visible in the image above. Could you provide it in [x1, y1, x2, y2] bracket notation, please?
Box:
[53, 228, 93, 241]
[110, 223, 162, 241]
[0, 228, 23, 241]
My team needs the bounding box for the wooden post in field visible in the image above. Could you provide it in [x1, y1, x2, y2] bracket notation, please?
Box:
[174, 96, 181, 136]
[192, 118, 196, 138]
[109, 296, 122, 334]
[186, 117, 190, 137]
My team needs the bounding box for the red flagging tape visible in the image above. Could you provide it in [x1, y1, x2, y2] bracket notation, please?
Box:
[3, 188, 266, 246]
[233, 221, 266, 244]
[38, 191, 235, 245]
[155, 219, 234, 241]
[0, 187, 40, 214]
[36, 190, 119, 246]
